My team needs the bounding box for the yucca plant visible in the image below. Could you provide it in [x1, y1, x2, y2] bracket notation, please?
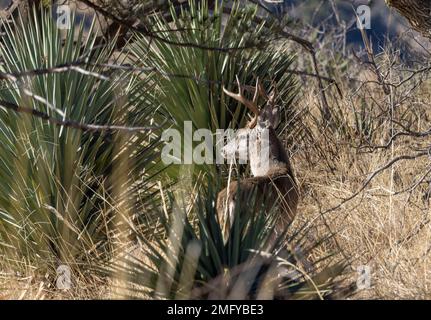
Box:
[104, 175, 351, 300]
[128, 0, 300, 179]
[0, 7, 163, 274]
[94, 0, 351, 299]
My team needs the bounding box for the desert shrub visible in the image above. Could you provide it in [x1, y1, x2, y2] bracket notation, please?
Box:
[0, 7, 162, 273]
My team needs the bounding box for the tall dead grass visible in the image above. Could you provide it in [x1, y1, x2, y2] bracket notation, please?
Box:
[290, 42, 431, 299]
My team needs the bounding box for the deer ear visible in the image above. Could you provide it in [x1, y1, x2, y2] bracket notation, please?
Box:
[261, 105, 280, 128]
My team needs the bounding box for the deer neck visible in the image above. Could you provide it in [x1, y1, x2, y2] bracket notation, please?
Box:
[249, 127, 294, 178]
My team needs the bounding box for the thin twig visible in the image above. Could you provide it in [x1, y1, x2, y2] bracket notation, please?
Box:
[0, 100, 162, 133]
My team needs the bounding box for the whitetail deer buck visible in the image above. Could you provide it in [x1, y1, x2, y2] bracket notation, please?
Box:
[217, 77, 299, 242]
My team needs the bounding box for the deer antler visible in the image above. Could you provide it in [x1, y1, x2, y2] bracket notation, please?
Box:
[267, 80, 278, 106]
[223, 76, 260, 128]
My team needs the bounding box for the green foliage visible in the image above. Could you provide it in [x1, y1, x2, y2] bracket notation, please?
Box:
[129, 0, 299, 178]
[0, 8, 161, 268]
[105, 178, 349, 300]
[0, 2, 352, 300]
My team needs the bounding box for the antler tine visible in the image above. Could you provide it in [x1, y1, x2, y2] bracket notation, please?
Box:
[268, 80, 278, 105]
[223, 76, 260, 127]
[256, 78, 269, 101]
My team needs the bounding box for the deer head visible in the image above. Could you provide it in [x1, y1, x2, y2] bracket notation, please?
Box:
[222, 77, 286, 177]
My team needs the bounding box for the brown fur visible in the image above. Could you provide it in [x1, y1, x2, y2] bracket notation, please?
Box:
[218, 80, 300, 242]
[216, 158, 299, 240]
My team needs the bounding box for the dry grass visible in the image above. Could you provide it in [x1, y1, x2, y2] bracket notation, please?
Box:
[3, 59, 431, 300]
[1, 16, 431, 299]
[0, 255, 112, 299]
[2, 65, 431, 301]
[289, 46, 431, 299]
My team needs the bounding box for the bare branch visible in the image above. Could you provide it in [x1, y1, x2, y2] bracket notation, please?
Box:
[319, 151, 430, 217]
[77, 0, 271, 52]
[0, 63, 109, 82]
[0, 60, 341, 91]
[0, 100, 162, 133]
